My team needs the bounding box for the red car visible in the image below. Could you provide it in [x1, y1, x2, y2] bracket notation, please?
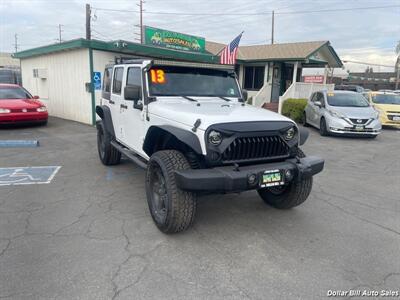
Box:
[0, 84, 48, 125]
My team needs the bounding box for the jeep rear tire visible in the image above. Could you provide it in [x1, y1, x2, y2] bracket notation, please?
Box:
[96, 121, 121, 165]
[257, 148, 313, 209]
[145, 150, 196, 234]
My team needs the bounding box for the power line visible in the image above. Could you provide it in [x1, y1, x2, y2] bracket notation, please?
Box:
[342, 60, 395, 69]
[92, 4, 400, 16]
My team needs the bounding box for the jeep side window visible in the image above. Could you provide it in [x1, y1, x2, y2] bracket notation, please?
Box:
[112, 67, 124, 95]
[126, 67, 142, 100]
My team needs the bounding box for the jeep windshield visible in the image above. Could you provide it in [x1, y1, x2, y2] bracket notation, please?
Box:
[147, 66, 240, 98]
[371, 94, 400, 105]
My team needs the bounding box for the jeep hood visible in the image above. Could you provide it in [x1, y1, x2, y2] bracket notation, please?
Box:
[148, 98, 294, 130]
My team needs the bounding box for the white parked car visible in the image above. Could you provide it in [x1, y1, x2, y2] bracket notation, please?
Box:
[303, 90, 381, 137]
[96, 59, 324, 233]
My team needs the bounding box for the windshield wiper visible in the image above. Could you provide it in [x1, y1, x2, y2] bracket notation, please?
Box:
[218, 96, 231, 102]
[182, 96, 197, 102]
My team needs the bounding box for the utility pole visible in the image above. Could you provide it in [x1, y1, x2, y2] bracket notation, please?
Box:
[13, 34, 19, 53]
[396, 58, 400, 90]
[86, 3, 91, 40]
[137, 0, 144, 43]
[271, 10, 274, 44]
[58, 24, 64, 43]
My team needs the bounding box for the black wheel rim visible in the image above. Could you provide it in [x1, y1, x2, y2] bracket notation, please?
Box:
[148, 162, 168, 223]
[98, 128, 106, 158]
[268, 185, 286, 195]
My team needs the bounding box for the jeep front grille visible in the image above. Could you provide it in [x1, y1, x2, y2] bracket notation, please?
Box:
[221, 136, 290, 162]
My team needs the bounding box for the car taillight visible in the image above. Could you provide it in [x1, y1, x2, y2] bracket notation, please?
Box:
[0, 108, 11, 114]
[36, 106, 47, 112]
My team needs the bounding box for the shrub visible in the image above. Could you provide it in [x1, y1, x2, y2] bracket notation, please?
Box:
[281, 98, 308, 123]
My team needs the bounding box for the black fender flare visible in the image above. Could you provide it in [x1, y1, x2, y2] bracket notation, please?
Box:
[95, 105, 115, 138]
[299, 127, 309, 146]
[143, 125, 203, 156]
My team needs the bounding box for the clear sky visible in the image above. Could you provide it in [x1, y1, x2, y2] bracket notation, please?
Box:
[1, 0, 399, 74]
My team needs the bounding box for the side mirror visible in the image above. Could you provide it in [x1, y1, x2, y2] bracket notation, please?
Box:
[124, 85, 141, 101]
[241, 89, 248, 102]
[314, 101, 322, 107]
[32, 95, 40, 99]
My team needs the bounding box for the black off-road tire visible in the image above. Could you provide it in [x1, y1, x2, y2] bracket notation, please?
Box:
[145, 150, 196, 234]
[319, 117, 329, 136]
[96, 121, 121, 165]
[257, 149, 313, 209]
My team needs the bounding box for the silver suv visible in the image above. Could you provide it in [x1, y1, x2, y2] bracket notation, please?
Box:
[303, 90, 381, 137]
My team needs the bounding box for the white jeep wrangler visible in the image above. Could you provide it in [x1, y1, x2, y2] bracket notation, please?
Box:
[96, 59, 324, 234]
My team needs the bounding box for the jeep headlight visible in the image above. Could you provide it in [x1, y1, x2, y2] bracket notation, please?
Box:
[208, 130, 222, 145]
[283, 127, 296, 141]
[373, 109, 380, 119]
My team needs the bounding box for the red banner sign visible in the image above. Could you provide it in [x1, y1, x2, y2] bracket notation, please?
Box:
[303, 75, 324, 83]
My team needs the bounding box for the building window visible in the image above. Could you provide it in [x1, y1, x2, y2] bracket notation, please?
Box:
[244, 66, 265, 90]
[112, 67, 124, 95]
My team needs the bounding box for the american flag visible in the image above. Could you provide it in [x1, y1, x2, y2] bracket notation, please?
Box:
[220, 32, 243, 65]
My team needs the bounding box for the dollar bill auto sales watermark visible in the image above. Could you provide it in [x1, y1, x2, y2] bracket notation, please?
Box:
[327, 290, 399, 297]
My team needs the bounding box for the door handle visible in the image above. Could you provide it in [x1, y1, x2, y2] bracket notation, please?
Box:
[120, 104, 128, 109]
[109, 100, 115, 104]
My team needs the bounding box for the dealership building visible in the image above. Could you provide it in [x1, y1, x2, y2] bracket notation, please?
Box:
[14, 28, 342, 125]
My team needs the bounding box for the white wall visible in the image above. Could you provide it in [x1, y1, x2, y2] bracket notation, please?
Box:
[20, 49, 92, 124]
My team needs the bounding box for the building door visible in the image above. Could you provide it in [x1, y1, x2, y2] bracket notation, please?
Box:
[271, 65, 281, 102]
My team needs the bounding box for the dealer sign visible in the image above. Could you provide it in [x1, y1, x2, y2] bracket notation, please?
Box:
[303, 75, 324, 83]
[144, 26, 205, 53]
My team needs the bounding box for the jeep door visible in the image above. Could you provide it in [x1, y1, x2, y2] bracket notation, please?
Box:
[120, 66, 146, 156]
[110, 66, 125, 141]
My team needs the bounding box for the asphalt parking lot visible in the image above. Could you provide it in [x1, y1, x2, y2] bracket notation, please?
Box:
[0, 117, 399, 300]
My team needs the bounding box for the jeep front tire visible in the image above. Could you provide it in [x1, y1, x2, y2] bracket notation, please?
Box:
[257, 148, 312, 209]
[145, 150, 196, 233]
[96, 121, 121, 165]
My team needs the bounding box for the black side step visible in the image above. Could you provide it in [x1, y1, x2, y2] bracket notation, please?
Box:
[111, 141, 147, 169]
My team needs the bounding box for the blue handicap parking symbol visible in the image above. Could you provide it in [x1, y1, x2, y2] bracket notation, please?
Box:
[93, 72, 101, 90]
[0, 166, 61, 186]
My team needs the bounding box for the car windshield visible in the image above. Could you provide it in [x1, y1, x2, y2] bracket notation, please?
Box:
[0, 87, 31, 100]
[371, 94, 400, 105]
[148, 66, 240, 98]
[327, 92, 369, 107]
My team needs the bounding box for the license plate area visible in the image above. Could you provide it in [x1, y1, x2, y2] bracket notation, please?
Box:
[392, 116, 400, 121]
[259, 169, 284, 188]
[354, 125, 365, 131]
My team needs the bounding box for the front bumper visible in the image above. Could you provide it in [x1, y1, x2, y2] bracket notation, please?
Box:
[175, 156, 324, 192]
[327, 117, 381, 135]
[0, 112, 48, 124]
[380, 114, 400, 128]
